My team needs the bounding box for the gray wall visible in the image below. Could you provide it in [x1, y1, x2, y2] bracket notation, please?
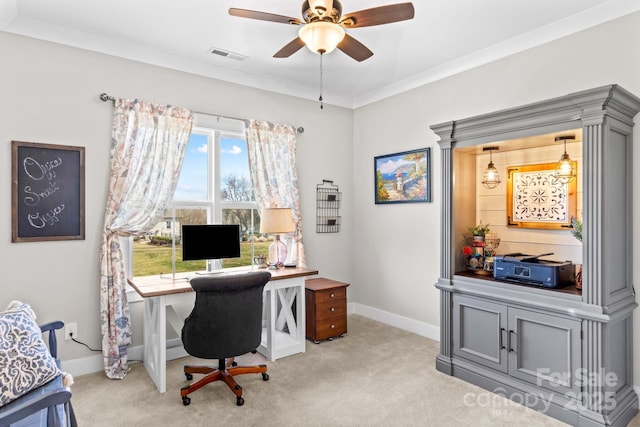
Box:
[2, 10, 640, 388]
[352, 11, 640, 384]
[0, 31, 353, 362]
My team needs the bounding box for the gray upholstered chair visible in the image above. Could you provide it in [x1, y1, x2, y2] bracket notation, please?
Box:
[0, 319, 76, 427]
[180, 271, 271, 406]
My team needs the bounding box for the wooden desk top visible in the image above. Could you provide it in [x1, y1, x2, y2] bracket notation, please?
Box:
[127, 266, 318, 298]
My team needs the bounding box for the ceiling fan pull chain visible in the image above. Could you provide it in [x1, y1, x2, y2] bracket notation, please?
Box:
[319, 53, 324, 109]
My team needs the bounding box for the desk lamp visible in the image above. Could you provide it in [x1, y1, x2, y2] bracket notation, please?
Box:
[260, 208, 295, 268]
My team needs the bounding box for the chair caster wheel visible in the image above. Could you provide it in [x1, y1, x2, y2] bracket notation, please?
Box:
[182, 396, 191, 406]
[236, 396, 244, 406]
[185, 373, 193, 380]
[262, 373, 269, 381]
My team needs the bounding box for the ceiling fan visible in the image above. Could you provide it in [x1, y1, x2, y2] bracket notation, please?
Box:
[229, 1, 415, 62]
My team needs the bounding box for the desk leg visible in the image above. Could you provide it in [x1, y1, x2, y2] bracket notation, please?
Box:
[275, 287, 298, 334]
[258, 278, 307, 361]
[280, 286, 305, 342]
[295, 284, 305, 342]
[143, 295, 167, 393]
[261, 287, 276, 361]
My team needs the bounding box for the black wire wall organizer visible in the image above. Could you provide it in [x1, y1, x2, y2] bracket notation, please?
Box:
[316, 180, 341, 233]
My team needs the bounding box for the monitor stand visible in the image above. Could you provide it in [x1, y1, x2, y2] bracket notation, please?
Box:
[193, 259, 224, 275]
[192, 260, 251, 276]
[195, 269, 226, 276]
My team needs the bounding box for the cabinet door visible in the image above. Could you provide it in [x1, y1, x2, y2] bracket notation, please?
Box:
[508, 307, 581, 395]
[453, 295, 508, 373]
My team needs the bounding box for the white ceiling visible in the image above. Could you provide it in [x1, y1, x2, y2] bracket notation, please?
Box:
[2, 0, 639, 108]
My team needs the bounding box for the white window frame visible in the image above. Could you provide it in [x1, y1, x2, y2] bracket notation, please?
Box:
[125, 115, 257, 278]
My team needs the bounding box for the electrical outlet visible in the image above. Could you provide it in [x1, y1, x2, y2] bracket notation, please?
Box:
[65, 323, 77, 341]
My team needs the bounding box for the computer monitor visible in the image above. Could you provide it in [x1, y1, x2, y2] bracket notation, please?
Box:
[181, 224, 241, 271]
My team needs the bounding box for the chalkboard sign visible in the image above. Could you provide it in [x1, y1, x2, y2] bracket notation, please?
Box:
[12, 141, 85, 242]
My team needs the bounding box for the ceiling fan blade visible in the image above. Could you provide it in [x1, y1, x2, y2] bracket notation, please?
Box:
[337, 34, 373, 62]
[273, 38, 306, 58]
[339, 3, 415, 28]
[229, 8, 302, 25]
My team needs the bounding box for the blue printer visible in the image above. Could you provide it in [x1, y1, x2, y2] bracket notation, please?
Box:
[493, 253, 575, 288]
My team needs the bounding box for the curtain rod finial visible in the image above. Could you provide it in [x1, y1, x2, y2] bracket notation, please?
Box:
[99, 93, 115, 103]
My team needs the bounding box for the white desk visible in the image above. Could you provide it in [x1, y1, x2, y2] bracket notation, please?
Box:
[127, 267, 318, 393]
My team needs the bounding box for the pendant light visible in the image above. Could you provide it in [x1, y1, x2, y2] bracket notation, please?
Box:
[481, 147, 501, 189]
[554, 135, 577, 184]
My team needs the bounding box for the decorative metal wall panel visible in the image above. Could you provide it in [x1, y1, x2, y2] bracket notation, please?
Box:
[316, 180, 341, 233]
[507, 162, 576, 229]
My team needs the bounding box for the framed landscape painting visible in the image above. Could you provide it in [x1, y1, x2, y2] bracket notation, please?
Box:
[374, 148, 430, 204]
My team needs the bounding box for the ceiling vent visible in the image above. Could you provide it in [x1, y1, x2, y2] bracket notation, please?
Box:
[209, 47, 247, 61]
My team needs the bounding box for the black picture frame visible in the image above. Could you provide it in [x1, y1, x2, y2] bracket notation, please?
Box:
[374, 148, 431, 204]
[12, 141, 85, 242]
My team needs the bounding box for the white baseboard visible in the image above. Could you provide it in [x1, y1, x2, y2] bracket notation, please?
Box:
[62, 303, 640, 400]
[63, 304, 438, 377]
[61, 354, 104, 377]
[348, 302, 440, 342]
[61, 338, 182, 377]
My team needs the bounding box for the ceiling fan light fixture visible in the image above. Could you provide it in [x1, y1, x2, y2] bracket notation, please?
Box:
[303, 0, 342, 22]
[308, 0, 333, 17]
[299, 21, 345, 54]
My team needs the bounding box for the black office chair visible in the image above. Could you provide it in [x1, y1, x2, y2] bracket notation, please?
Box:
[180, 271, 272, 406]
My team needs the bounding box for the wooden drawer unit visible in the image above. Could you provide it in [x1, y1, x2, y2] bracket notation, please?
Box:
[305, 278, 349, 343]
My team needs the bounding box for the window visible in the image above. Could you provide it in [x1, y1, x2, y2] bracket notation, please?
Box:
[131, 115, 267, 276]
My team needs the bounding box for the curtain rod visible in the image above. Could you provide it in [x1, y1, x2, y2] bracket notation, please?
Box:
[99, 92, 304, 133]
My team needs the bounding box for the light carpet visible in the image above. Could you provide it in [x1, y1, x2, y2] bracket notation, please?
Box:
[70, 315, 637, 426]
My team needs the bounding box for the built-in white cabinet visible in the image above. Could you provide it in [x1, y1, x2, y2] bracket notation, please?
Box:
[432, 85, 640, 427]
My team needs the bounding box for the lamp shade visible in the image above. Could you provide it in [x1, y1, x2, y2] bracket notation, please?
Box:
[260, 208, 295, 234]
[299, 21, 345, 54]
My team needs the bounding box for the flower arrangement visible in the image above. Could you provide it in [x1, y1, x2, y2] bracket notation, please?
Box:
[570, 217, 582, 241]
[468, 221, 490, 237]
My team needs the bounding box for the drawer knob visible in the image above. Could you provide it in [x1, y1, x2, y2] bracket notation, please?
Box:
[330, 324, 335, 329]
[330, 293, 335, 298]
[330, 307, 335, 312]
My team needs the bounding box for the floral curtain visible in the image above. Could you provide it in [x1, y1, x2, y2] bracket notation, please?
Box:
[100, 99, 193, 379]
[245, 119, 306, 267]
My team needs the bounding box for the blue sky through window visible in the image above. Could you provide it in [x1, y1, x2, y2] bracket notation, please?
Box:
[173, 133, 249, 201]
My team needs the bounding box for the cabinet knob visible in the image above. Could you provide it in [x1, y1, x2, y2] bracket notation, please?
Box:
[330, 293, 335, 298]
[330, 307, 335, 312]
[330, 324, 335, 329]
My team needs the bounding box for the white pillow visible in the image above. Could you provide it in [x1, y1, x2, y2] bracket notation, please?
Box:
[0, 301, 61, 407]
